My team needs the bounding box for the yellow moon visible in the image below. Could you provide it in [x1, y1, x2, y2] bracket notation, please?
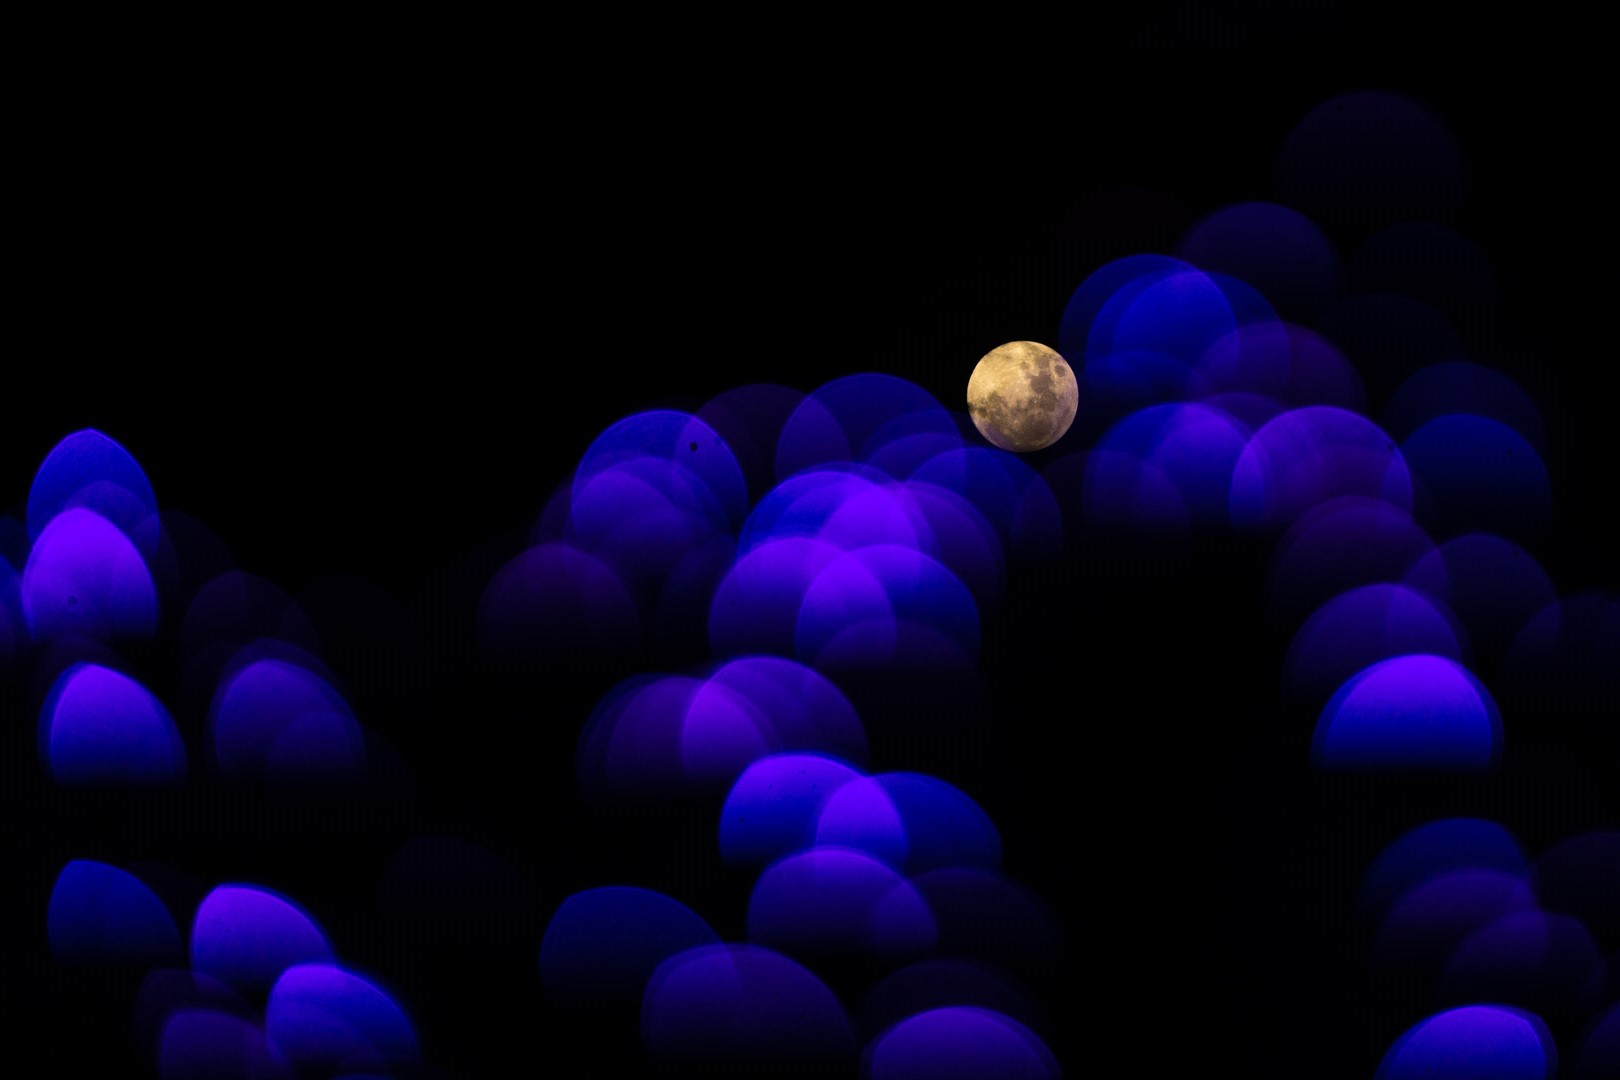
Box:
[965, 340, 1079, 452]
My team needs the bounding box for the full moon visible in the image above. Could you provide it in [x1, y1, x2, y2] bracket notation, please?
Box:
[965, 340, 1079, 452]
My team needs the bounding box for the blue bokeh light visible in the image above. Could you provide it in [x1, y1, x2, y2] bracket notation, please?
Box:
[746, 847, 937, 966]
[1229, 406, 1413, 534]
[862, 1005, 1061, 1080]
[1401, 413, 1551, 539]
[157, 1008, 293, 1080]
[48, 859, 183, 967]
[641, 943, 856, 1072]
[540, 885, 721, 1011]
[1265, 496, 1441, 629]
[1357, 817, 1531, 922]
[1282, 585, 1467, 711]
[27, 428, 160, 556]
[1374, 1003, 1556, 1080]
[190, 884, 334, 998]
[264, 962, 421, 1075]
[39, 662, 186, 786]
[1311, 654, 1501, 772]
[720, 752, 867, 867]
[1178, 201, 1343, 323]
[813, 771, 1001, 876]
[22, 507, 160, 641]
[207, 654, 367, 783]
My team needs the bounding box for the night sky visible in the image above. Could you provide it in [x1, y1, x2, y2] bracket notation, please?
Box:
[9, 18, 1618, 1079]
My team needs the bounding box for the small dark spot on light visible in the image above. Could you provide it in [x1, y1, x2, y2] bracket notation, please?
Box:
[689, 441, 699, 452]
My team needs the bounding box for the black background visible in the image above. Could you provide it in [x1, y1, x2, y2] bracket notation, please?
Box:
[8, 13, 1618, 1078]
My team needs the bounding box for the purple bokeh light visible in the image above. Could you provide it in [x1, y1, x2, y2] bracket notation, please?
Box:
[1311, 654, 1502, 772]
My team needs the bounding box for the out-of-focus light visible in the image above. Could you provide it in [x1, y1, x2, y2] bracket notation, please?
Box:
[1357, 817, 1531, 922]
[1282, 585, 1467, 711]
[1195, 321, 1365, 416]
[1311, 654, 1501, 772]
[710, 536, 846, 660]
[813, 771, 1001, 876]
[48, 859, 183, 967]
[1372, 868, 1538, 972]
[27, 428, 159, 556]
[565, 456, 736, 594]
[858, 959, 1049, 1049]
[476, 541, 641, 668]
[909, 868, 1063, 987]
[794, 545, 980, 674]
[641, 943, 856, 1074]
[1438, 910, 1605, 1021]
[1383, 360, 1545, 452]
[572, 409, 748, 531]
[157, 1009, 293, 1080]
[264, 963, 420, 1075]
[39, 662, 186, 786]
[1374, 1004, 1555, 1080]
[696, 382, 809, 507]
[862, 1005, 1061, 1080]
[702, 657, 868, 769]
[746, 847, 937, 966]
[1228, 406, 1413, 535]
[1178, 201, 1343, 323]
[908, 447, 1063, 564]
[190, 884, 334, 998]
[539, 885, 720, 1011]
[775, 374, 958, 486]
[1402, 533, 1557, 674]
[133, 969, 251, 1062]
[720, 752, 867, 867]
[1083, 402, 1251, 533]
[1265, 496, 1441, 629]
[1401, 413, 1551, 539]
[1059, 254, 1194, 366]
[22, 507, 159, 641]
[1084, 267, 1243, 372]
[176, 571, 322, 699]
[207, 655, 366, 783]
[575, 673, 778, 800]
[739, 468, 924, 558]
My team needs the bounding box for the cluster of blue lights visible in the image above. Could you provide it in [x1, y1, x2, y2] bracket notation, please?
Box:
[9, 428, 425, 1075]
[48, 866, 421, 1075]
[8, 87, 1617, 1077]
[513, 380, 1068, 1074]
